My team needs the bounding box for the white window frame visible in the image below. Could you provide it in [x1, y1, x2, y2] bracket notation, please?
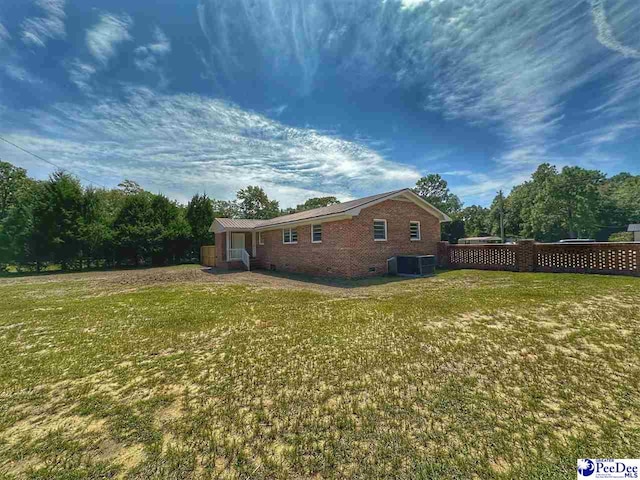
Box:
[311, 224, 322, 243]
[258, 231, 264, 245]
[282, 228, 298, 244]
[410, 221, 421, 241]
[373, 219, 388, 242]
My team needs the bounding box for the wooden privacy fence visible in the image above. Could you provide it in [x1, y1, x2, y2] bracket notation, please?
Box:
[437, 240, 640, 277]
[200, 246, 216, 267]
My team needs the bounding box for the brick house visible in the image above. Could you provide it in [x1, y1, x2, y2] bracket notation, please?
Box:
[209, 188, 451, 278]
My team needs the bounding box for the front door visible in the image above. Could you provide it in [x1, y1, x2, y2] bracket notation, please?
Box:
[230, 233, 245, 260]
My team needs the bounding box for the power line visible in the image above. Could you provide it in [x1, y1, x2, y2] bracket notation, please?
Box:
[0, 135, 108, 189]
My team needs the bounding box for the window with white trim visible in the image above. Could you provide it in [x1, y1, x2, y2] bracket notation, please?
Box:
[410, 221, 421, 240]
[282, 228, 298, 244]
[311, 224, 322, 243]
[373, 219, 387, 241]
[258, 232, 264, 245]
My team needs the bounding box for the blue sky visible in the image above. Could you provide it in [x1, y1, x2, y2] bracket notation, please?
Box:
[0, 0, 638, 207]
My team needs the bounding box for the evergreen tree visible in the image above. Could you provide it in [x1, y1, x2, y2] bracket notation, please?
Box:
[186, 194, 215, 251]
[32, 171, 84, 270]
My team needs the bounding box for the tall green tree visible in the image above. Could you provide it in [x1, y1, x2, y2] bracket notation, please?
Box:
[237, 186, 280, 219]
[112, 192, 160, 265]
[32, 171, 84, 270]
[602, 173, 640, 225]
[118, 179, 144, 195]
[489, 164, 608, 242]
[186, 194, 215, 249]
[150, 194, 191, 265]
[0, 161, 36, 270]
[554, 166, 605, 238]
[213, 200, 240, 219]
[79, 188, 114, 269]
[0, 179, 38, 271]
[413, 174, 463, 216]
[414, 174, 463, 241]
[461, 205, 491, 237]
[295, 196, 340, 212]
[0, 161, 29, 221]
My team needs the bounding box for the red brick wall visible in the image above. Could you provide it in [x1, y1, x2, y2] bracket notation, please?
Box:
[255, 199, 440, 278]
[255, 219, 353, 277]
[347, 199, 440, 277]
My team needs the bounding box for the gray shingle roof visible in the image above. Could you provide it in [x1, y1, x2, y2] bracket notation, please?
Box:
[628, 224, 640, 232]
[212, 188, 450, 232]
[255, 189, 407, 228]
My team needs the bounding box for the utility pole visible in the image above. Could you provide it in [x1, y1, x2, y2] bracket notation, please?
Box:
[498, 190, 505, 243]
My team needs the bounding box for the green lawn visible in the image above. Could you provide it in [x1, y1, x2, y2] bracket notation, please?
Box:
[1, 266, 639, 479]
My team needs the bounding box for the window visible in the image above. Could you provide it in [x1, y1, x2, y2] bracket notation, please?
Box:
[258, 232, 264, 245]
[373, 219, 387, 241]
[282, 228, 298, 244]
[410, 221, 421, 241]
[312, 224, 322, 243]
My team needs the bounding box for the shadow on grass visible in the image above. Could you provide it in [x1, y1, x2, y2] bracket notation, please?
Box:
[202, 266, 425, 289]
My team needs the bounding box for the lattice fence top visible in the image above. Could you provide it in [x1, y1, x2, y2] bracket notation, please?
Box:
[448, 245, 518, 270]
[536, 243, 638, 274]
[442, 242, 640, 276]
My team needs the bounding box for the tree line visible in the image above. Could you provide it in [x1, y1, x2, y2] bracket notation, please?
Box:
[2, 159, 638, 272]
[414, 165, 640, 243]
[0, 161, 340, 272]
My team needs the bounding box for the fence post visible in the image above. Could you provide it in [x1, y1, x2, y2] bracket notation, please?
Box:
[437, 241, 450, 268]
[517, 240, 536, 272]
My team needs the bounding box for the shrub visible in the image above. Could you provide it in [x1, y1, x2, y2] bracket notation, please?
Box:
[608, 231, 633, 242]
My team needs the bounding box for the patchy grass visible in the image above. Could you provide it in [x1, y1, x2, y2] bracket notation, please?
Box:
[1, 266, 639, 479]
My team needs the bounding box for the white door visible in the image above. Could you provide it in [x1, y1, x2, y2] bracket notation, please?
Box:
[230, 233, 245, 259]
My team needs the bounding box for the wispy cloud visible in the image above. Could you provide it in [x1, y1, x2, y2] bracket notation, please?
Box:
[134, 27, 171, 72]
[590, 0, 640, 58]
[197, 0, 638, 201]
[86, 13, 133, 66]
[66, 13, 134, 93]
[3, 64, 41, 84]
[3, 0, 639, 207]
[0, 21, 10, 48]
[400, 0, 429, 10]
[586, 121, 640, 147]
[20, 0, 66, 48]
[1, 89, 419, 205]
[67, 60, 96, 92]
[436, 170, 533, 203]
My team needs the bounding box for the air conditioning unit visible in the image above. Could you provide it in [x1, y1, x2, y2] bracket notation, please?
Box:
[388, 255, 436, 277]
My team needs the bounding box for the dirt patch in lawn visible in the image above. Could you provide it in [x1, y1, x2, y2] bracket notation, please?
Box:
[0, 264, 428, 297]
